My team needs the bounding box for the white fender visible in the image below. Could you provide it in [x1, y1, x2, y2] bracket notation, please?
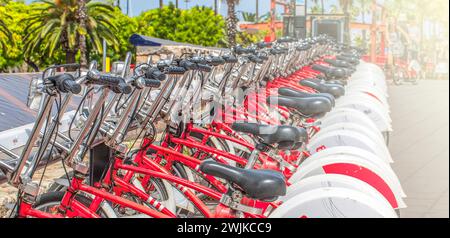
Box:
[308, 129, 393, 163]
[349, 76, 386, 93]
[283, 174, 396, 209]
[321, 108, 381, 134]
[299, 147, 404, 197]
[269, 187, 397, 218]
[345, 85, 389, 102]
[316, 122, 386, 148]
[302, 145, 391, 165]
[335, 100, 392, 132]
[337, 94, 390, 116]
[289, 154, 406, 207]
[343, 90, 389, 109]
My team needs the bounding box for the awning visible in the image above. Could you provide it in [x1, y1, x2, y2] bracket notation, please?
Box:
[129, 34, 194, 47]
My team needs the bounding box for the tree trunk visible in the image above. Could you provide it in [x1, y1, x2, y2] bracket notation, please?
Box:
[343, 3, 350, 44]
[175, 0, 179, 8]
[214, 0, 218, 15]
[65, 50, 77, 64]
[159, 0, 163, 9]
[362, 11, 367, 48]
[226, 0, 238, 47]
[256, 0, 259, 22]
[60, 28, 77, 66]
[77, 0, 88, 69]
[321, 0, 324, 14]
[24, 58, 40, 72]
[419, 13, 424, 55]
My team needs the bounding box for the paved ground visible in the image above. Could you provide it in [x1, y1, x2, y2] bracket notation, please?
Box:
[388, 80, 449, 218]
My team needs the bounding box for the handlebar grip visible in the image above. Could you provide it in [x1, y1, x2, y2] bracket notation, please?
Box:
[277, 47, 289, 54]
[143, 78, 161, 88]
[145, 67, 167, 81]
[190, 57, 207, 65]
[297, 44, 311, 51]
[48, 74, 82, 94]
[207, 56, 226, 66]
[196, 64, 213, 72]
[179, 59, 198, 70]
[87, 71, 121, 85]
[112, 81, 132, 94]
[222, 54, 238, 63]
[269, 48, 281, 55]
[61, 78, 82, 94]
[234, 46, 256, 55]
[257, 41, 272, 49]
[86, 70, 132, 94]
[277, 37, 295, 43]
[258, 54, 269, 61]
[248, 55, 263, 64]
[166, 66, 186, 75]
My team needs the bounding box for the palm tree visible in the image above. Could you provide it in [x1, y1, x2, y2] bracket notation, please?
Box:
[255, 0, 259, 22]
[240, 11, 256, 22]
[222, 0, 240, 47]
[24, 0, 118, 67]
[309, 5, 323, 14]
[0, 17, 12, 53]
[339, 0, 353, 44]
[77, 0, 88, 67]
[355, 0, 371, 48]
[310, 0, 324, 14]
[214, 0, 218, 14]
[329, 4, 340, 14]
[320, 0, 324, 14]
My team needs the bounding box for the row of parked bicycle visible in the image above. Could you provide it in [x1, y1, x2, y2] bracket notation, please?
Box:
[0, 35, 404, 218]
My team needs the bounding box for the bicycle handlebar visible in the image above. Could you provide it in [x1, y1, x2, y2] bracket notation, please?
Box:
[257, 53, 269, 61]
[143, 78, 162, 88]
[257, 42, 272, 49]
[222, 54, 238, 63]
[179, 59, 198, 70]
[277, 37, 295, 43]
[86, 70, 132, 94]
[247, 54, 264, 64]
[234, 46, 256, 55]
[166, 66, 187, 75]
[297, 44, 311, 51]
[47, 74, 82, 94]
[197, 63, 213, 72]
[206, 56, 226, 66]
[190, 57, 207, 65]
[145, 67, 167, 81]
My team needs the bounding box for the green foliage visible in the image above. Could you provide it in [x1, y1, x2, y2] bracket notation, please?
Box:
[0, 13, 12, 52]
[109, 7, 138, 62]
[0, 1, 32, 71]
[137, 3, 224, 47]
[89, 6, 139, 64]
[23, 0, 119, 66]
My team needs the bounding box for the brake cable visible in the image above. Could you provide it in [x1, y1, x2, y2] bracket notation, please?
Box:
[68, 87, 95, 141]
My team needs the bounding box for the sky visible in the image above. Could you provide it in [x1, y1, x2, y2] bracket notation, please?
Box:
[116, 0, 338, 18]
[24, 0, 339, 18]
